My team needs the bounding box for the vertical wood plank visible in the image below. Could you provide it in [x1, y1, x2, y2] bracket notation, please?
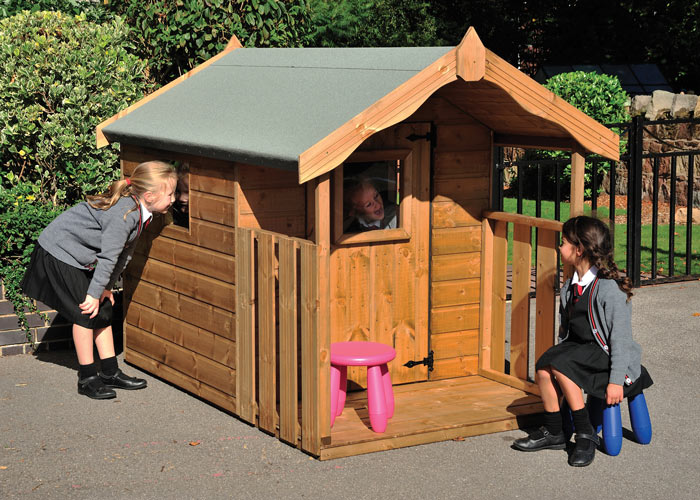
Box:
[490, 220, 508, 372]
[235, 228, 256, 423]
[570, 150, 585, 217]
[315, 174, 331, 445]
[300, 241, 320, 454]
[479, 218, 494, 370]
[278, 238, 299, 445]
[510, 223, 532, 380]
[535, 229, 558, 361]
[257, 232, 277, 435]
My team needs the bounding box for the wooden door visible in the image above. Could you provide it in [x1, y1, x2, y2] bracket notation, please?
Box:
[329, 122, 431, 386]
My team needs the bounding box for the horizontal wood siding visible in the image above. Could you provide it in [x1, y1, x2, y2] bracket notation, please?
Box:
[121, 145, 238, 417]
[237, 164, 307, 239]
[416, 96, 491, 380]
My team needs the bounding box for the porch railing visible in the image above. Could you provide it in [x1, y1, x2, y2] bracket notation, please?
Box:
[235, 227, 326, 455]
[479, 211, 563, 393]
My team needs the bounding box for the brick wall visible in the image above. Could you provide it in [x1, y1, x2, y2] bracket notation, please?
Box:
[0, 280, 73, 356]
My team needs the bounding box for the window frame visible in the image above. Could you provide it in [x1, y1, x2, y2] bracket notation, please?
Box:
[333, 148, 413, 245]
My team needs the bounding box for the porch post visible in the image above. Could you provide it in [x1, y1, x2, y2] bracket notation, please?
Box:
[570, 149, 586, 217]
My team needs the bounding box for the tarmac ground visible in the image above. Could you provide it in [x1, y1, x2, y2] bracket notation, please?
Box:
[1, 280, 699, 499]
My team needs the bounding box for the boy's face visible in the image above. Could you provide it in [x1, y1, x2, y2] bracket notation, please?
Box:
[351, 184, 384, 222]
[175, 176, 189, 214]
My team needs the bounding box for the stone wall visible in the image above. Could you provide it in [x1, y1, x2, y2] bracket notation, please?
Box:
[0, 280, 73, 356]
[626, 90, 700, 208]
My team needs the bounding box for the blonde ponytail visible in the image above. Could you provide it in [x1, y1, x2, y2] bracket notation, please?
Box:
[87, 161, 177, 215]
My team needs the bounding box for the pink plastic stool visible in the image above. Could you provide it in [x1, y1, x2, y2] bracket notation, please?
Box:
[330, 341, 396, 433]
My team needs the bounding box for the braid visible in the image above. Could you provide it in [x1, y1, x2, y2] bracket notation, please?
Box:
[562, 215, 633, 301]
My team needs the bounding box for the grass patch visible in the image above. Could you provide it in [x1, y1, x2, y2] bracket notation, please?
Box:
[501, 198, 700, 276]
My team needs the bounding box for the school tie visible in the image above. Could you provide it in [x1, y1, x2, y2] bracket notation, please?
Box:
[573, 283, 583, 303]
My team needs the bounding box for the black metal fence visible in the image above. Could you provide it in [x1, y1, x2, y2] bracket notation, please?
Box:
[494, 116, 700, 287]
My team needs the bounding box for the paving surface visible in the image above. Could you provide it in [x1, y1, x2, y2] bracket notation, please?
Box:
[1, 280, 699, 499]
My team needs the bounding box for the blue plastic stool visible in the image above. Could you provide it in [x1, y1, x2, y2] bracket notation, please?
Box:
[562, 392, 652, 456]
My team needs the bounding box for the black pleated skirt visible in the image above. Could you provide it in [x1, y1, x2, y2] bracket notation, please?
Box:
[536, 341, 653, 400]
[20, 244, 113, 329]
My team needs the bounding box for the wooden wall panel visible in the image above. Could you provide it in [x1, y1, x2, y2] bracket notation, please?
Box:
[237, 164, 306, 239]
[136, 236, 235, 283]
[128, 280, 234, 340]
[130, 256, 235, 312]
[419, 94, 493, 381]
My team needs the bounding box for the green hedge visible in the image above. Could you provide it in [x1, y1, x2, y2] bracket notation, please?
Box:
[0, 0, 113, 22]
[0, 10, 149, 337]
[106, 0, 312, 86]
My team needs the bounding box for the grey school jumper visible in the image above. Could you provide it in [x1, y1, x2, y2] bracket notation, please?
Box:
[38, 196, 144, 299]
[558, 278, 643, 386]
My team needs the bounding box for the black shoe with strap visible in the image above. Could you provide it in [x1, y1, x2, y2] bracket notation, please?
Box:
[513, 426, 567, 452]
[77, 375, 117, 400]
[568, 432, 600, 467]
[99, 369, 147, 390]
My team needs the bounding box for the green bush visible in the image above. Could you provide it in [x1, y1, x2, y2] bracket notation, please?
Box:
[308, 0, 437, 48]
[106, 0, 312, 85]
[0, 0, 113, 22]
[0, 181, 65, 337]
[0, 10, 150, 205]
[510, 71, 630, 200]
[0, 10, 149, 337]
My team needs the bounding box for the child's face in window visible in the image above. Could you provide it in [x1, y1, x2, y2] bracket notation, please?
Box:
[175, 175, 189, 214]
[351, 184, 384, 222]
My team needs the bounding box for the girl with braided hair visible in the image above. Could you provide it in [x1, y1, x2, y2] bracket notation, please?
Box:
[513, 216, 653, 466]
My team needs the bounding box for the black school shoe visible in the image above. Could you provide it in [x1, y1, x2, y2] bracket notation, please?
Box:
[513, 426, 567, 451]
[568, 432, 600, 467]
[78, 375, 117, 400]
[99, 369, 147, 390]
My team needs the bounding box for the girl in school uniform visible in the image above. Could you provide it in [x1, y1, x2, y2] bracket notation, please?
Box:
[513, 215, 653, 466]
[21, 161, 178, 400]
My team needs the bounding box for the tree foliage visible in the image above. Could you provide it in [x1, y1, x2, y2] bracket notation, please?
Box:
[106, 0, 312, 85]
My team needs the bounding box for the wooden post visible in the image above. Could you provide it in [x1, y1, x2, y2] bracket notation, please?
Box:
[570, 149, 586, 217]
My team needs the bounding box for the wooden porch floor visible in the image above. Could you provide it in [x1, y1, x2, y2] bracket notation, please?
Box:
[321, 375, 543, 460]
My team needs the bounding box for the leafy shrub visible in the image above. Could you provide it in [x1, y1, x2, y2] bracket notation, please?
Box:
[0, 10, 150, 205]
[106, 0, 312, 85]
[1, 10, 149, 337]
[308, 0, 437, 48]
[509, 71, 630, 200]
[0, 181, 65, 337]
[0, 0, 113, 22]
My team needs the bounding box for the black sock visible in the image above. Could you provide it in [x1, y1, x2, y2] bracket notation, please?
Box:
[78, 362, 98, 380]
[543, 410, 563, 435]
[571, 407, 594, 435]
[100, 356, 119, 377]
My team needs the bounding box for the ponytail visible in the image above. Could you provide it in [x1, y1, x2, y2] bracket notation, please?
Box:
[87, 160, 177, 217]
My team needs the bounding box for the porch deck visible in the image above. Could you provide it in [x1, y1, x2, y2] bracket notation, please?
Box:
[321, 375, 542, 460]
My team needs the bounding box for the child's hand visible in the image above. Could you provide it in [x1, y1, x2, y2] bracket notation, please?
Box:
[100, 289, 115, 306]
[79, 295, 100, 318]
[605, 383, 624, 405]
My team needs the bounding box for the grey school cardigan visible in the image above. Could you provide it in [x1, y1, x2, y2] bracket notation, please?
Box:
[559, 278, 643, 386]
[38, 196, 144, 299]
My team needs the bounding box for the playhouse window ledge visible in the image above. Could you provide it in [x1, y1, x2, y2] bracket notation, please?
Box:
[334, 228, 411, 245]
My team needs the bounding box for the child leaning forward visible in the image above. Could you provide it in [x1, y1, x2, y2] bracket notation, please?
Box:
[21, 161, 178, 400]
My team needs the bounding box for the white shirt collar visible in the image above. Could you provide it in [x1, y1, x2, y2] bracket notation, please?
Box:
[572, 265, 598, 288]
[358, 217, 381, 228]
[140, 202, 153, 225]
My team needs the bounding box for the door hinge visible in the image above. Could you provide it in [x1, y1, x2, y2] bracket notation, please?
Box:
[403, 350, 434, 371]
[406, 128, 435, 143]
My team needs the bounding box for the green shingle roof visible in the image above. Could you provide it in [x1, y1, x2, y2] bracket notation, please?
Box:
[102, 47, 454, 170]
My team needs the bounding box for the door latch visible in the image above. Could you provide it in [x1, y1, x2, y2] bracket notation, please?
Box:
[403, 350, 434, 371]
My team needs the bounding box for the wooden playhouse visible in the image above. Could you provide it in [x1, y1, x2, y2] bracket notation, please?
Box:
[96, 29, 619, 459]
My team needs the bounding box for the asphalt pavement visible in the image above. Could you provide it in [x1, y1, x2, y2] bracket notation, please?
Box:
[1, 280, 699, 499]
